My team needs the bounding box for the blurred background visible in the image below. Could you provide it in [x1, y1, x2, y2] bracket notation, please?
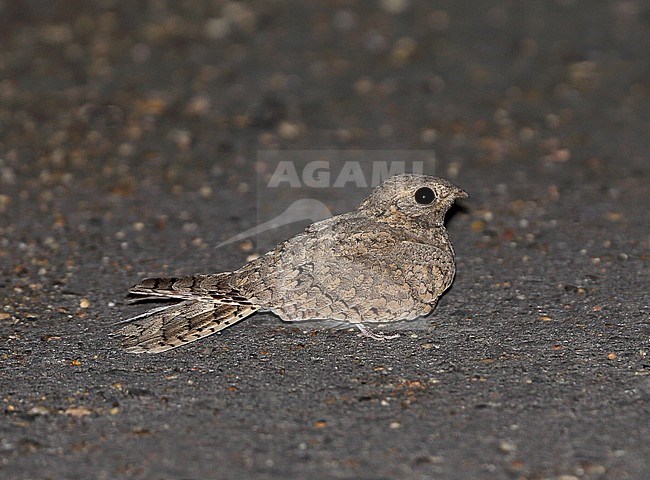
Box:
[2, 0, 648, 267]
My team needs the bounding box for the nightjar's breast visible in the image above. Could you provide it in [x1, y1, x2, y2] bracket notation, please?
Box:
[229, 213, 457, 324]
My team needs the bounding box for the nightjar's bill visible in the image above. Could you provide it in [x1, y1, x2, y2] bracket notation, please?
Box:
[115, 174, 468, 353]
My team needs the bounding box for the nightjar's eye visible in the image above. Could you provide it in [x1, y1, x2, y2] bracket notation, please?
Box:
[414, 187, 436, 205]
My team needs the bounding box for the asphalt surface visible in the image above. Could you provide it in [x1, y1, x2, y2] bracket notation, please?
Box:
[1, 1, 649, 479]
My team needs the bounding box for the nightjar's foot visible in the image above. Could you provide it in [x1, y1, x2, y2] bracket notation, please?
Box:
[355, 323, 401, 341]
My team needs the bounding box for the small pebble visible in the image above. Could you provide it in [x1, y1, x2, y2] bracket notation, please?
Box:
[499, 440, 517, 453]
[381, 0, 411, 15]
[65, 406, 93, 417]
[28, 406, 51, 416]
[239, 239, 254, 252]
[278, 121, 301, 140]
[420, 128, 438, 143]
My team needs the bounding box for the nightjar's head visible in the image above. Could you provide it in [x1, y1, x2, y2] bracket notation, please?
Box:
[359, 174, 468, 228]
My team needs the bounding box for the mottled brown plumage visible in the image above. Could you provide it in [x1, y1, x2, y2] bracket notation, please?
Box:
[116, 174, 467, 353]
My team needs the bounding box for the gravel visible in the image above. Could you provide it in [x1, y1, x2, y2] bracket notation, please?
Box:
[1, 1, 648, 479]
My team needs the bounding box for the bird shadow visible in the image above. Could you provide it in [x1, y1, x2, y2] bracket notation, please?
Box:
[445, 202, 469, 226]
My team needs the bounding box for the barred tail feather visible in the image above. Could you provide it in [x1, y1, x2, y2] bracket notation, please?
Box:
[128, 274, 252, 305]
[115, 300, 258, 353]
